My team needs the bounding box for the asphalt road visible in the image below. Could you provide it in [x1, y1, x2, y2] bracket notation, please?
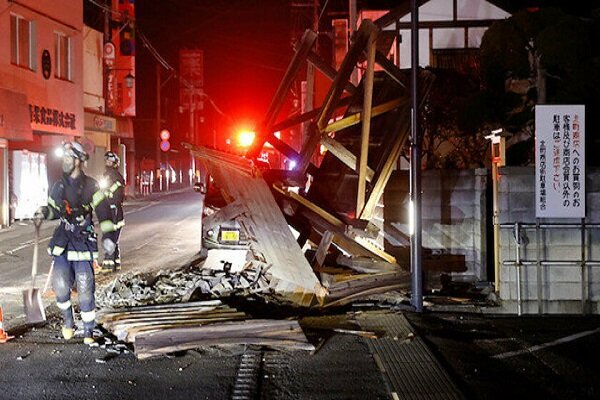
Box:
[0, 189, 203, 328]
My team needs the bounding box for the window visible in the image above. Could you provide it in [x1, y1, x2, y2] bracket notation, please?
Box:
[54, 32, 72, 81]
[10, 14, 35, 70]
[431, 48, 480, 76]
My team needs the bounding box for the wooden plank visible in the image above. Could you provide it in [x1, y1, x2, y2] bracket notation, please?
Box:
[314, 230, 334, 268]
[135, 319, 314, 359]
[270, 96, 352, 134]
[273, 184, 345, 229]
[357, 29, 377, 217]
[296, 122, 321, 175]
[202, 200, 248, 230]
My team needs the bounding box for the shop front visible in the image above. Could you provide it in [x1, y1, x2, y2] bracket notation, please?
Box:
[0, 88, 33, 227]
[83, 112, 116, 180]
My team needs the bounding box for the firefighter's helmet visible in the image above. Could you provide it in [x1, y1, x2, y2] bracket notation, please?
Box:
[64, 142, 89, 161]
[104, 151, 120, 166]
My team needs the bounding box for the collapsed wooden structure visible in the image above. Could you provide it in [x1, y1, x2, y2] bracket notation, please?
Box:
[99, 7, 467, 359]
[183, 14, 458, 306]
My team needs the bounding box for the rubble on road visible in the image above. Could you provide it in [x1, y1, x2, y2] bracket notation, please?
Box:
[96, 259, 272, 309]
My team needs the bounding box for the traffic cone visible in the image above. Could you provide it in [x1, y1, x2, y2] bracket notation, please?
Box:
[0, 305, 14, 343]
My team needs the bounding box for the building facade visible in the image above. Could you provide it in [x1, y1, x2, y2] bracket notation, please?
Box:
[0, 0, 83, 226]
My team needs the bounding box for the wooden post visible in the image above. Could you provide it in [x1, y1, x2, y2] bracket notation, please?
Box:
[357, 29, 377, 217]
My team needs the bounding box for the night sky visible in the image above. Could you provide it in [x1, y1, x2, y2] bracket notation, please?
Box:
[133, 0, 296, 156]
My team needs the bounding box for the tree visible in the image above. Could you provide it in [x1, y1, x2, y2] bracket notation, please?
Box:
[477, 7, 600, 165]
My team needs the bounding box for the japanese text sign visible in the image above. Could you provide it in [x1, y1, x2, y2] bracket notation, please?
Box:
[535, 105, 585, 218]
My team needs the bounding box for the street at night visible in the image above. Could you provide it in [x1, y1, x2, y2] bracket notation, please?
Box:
[2, 0, 600, 399]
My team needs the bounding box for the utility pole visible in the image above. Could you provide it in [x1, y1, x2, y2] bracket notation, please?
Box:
[349, 0, 358, 85]
[156, 63, 162, 182]
[410, 0, 423, 313]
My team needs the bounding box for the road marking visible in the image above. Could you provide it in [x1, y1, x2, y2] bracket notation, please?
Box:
[492, 327, 600, 359]
[0, 236, 52, 257]
[125, 201, 159, 215]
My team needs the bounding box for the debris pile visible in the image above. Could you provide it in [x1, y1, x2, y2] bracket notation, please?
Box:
[97, 300, 314, 360]
[97, 260, 271, 309]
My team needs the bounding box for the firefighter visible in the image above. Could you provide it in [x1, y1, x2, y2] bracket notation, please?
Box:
[35, 142, 121, 345]
[96, 151, 125, 274]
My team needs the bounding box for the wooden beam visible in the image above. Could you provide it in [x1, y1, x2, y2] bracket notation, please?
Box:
[359, 112, 408, 220]
[323, 97, 406, 133]
[270, 96, 352, 135]
[304, 49, 358, 95]
[357, 30, 377, 217]
[320, 135, 375, 182]
[248, 29, 317, 158]
[297, 21, 379, 174]
[263, 29, 317, 129]
[273, 184, 345, 229]
[359, 72, 436, 220]
[375, 51, 408, 88]
[316, 21, 378, 131]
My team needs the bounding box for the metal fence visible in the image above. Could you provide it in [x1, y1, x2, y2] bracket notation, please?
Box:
[500, 222, 600, 315]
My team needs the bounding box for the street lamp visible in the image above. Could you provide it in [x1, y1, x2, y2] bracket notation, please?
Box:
[485, 128, 510, 294]
[123, 71, 135, 89]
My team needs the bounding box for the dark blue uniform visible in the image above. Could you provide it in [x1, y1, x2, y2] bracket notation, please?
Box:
[46, 173, 117, 338]
[97, 167, 125, 270]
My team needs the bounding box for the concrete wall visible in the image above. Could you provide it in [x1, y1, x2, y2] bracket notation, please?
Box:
[498, 167, 600, 314]
[384, 169, 488, 282]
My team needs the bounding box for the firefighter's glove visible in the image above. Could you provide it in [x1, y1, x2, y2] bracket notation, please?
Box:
[103, 238, 116, 256]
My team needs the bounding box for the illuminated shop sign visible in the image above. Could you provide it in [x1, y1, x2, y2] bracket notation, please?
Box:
[29, 104, 77, 130]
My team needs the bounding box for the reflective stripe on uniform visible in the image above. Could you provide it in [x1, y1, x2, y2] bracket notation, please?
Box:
[51, 246, 65, 256]
[48, 196, 58, 210]
[100, 220, 116, 233]
[91, 190, 105, 209]
[109, 181, 122, 194]
[102, 260, 115, 266]
[100, 219, 125, 233]
[66, 251, 97, 261]
[81, 310, 96, 322]
[56, 300, 72, 310]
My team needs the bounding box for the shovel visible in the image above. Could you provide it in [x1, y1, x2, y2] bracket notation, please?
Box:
[23, 217, 46, 324]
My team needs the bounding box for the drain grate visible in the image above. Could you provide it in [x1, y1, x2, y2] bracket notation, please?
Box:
[231, 350, 263, 400]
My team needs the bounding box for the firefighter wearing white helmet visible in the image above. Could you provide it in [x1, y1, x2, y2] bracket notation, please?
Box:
[34, 141, 122, 345]
[96, 150, 125, 273]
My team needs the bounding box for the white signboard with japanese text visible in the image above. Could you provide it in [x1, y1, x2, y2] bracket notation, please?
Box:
[535, 105, 585, 218]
